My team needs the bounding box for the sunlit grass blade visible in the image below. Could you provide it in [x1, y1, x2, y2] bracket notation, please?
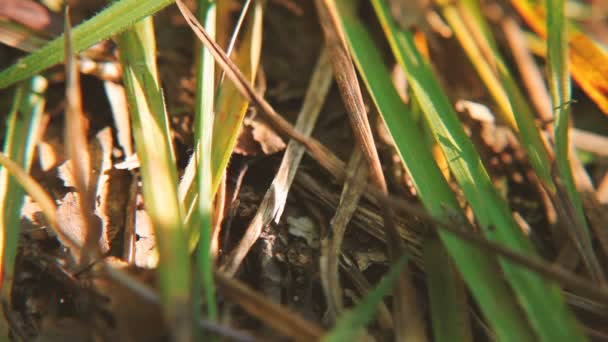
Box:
[179, 0, 264, 239]
[370, 0, 585, 340]
[0, 0, 176, 89]
[114, 17, 192, 341]
[192, 0, 218, 323]
[332, 1, 535, 340]
[322, 255, 408, 342]
[210, 0, 263, 194]
[0, 77, 46, 301]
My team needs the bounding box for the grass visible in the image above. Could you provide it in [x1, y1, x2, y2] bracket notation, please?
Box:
[0, 0, 606, 340]
[0, 77, 46, 303]
[192, 0, 218, 323]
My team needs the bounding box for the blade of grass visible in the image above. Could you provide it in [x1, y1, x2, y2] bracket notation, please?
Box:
[0, 0, 177, 89]
[452, 0, 603, 283]
[0, 77, 46, 302]
[322, 254, 408, 342]
[370, 0, 585, 340]
[114, 16, 192, 341]
[192, 0, 218, 322]
[546, 0, 594, 284]
[510, 0, 608, 115]
[423, 237, 472, 342]
[332, 1, 535, 340]
[179, 0, 264, 243]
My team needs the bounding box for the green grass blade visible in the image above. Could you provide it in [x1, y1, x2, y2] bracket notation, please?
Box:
[423, 238, 472, 342]
[193, 0, 218, 321]
[454, 0, 601, 282]
[546, 0, 590, 263]
[0, 77, 46, 300]
[441, 1, 554, 192]
[322, 255, 408, 342]
[115, 17, 192, 341]
[179, 0, 264, 245]
[332, 2, 535, 340]
[370, 0, 585, 340]
[0, 0, 175, 89]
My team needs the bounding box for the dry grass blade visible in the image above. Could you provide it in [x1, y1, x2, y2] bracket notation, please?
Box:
[320, 147, 367, 319]
[63, 7, 99, 263]
[215, 271, 324, 341]
[220, 47, 333, 275]
[314, 0, 384, 189]
[314, 0, 426, 339]
[0, 153, 79, 251]
[502, 17, 553, 122]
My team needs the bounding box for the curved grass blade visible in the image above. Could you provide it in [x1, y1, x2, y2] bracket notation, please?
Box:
[0, 0, 176, 89]
[332, 1, 535, 340]
[0, 153, 77, 250]
[114, 17, 192, 341]
[369, 0, 585, 340]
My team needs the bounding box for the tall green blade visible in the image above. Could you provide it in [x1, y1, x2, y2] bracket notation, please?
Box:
[333, 2, 535, 340]
[193, 0, 218, 322]
[0, 77, 46, 300]
[115, 17, 192, 341]
[370, 0, 585, 340]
